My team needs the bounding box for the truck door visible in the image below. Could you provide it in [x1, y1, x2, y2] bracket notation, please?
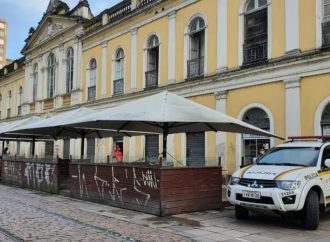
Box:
[320, 145, 330, 204]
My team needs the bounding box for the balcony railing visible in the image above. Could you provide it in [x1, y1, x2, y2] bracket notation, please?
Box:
[187, 57, 204, 79]
[145, 70, 158, 88]
[109, 0, 131, 21]
[141, 0, 157, 6]
[243, 41, 268, 65]
[323, 21, 330, 47]
[18, 106, 21, 116]
[88, 86, 96, 100]
[113, 78, 124, 95]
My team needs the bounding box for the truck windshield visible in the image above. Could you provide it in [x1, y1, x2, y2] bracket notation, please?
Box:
[257, 147, 320, 167]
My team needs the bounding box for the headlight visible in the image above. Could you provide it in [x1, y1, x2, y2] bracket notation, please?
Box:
[229, 177, 240, 185]
[276, 180, 301, 190]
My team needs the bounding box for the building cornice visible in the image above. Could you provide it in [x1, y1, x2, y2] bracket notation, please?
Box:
[82, 0, 198, 51]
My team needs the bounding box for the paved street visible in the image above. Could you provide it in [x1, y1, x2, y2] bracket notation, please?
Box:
[1, 185, 330, 242]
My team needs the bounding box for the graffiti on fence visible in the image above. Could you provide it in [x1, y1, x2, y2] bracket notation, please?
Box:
[3, 161, 57, 192]
[71, 165, 160, 209]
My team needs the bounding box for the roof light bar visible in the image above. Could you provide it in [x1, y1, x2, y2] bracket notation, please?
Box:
[288, 136, 330, 141]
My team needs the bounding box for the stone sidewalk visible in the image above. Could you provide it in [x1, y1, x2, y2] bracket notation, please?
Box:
[1, 184, 330, 241]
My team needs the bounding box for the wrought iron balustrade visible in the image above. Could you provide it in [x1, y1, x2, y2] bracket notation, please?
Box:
[141, 0, 157, 7]
[145, 70, 158, 88]
[88, 86, 96, 100]
[243, 41, 268, 65]
[187, 57, 204, 79]
[113, 78, 124, 95]
[109, 0, 131, 21]
[323, 21, 330, 47]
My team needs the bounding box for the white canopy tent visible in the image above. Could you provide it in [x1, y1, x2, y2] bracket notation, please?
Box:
[65, 91, 282, 160]
[5, 108, 156, 157]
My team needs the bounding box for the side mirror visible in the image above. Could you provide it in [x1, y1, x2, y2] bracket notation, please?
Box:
[325, 159, 330, 168]
[253, 157, 258, 164]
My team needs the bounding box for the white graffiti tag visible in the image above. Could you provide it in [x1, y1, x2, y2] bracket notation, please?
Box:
[133, 168, 151, 207]
[94, 166, 127, 202]
[142, 170, 159, 189]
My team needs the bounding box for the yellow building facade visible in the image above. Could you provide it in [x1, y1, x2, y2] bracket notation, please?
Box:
[0, 0, 330, 176]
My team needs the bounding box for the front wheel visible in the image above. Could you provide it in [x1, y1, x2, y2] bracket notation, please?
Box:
[235, 205, 249, 219]
[301, 190, 319, 230]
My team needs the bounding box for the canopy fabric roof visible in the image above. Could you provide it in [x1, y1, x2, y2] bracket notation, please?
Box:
[0, 117, 51, 140]
[6, 108, 151, 139]
[67, 91, 282, 139]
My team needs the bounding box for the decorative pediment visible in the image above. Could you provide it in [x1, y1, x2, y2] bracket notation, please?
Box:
[41, 22, 64, 41]
[22, 16, 78, 53]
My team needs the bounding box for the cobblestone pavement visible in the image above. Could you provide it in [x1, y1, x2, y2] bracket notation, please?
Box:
[0, 185, 189, 242]
[2, 184, 330, 242]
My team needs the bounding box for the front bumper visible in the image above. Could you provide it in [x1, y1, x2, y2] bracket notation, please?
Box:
[227, 184, 302, 212]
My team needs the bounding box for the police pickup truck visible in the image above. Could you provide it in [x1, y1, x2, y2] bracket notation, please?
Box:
[227, 137, 330, 230]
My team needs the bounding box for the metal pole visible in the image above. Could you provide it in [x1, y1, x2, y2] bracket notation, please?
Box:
[162, 125, 169, 167]
[80, 134, 85, 159]
[1, 140, 4, 156]
[31, 138, 36, 156]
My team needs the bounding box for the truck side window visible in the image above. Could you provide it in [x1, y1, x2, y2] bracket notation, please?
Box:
[321, 146, 330, 169]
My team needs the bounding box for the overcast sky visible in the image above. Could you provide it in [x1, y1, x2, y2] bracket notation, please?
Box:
[0, 0, 122, 60]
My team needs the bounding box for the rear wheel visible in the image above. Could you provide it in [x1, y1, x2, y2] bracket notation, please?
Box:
[301, 190, 319, 230]
[235, 205, 249, 219]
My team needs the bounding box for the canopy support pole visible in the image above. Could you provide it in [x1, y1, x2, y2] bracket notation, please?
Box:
[80, 133, 85, 159]
[31, 137, 36, 156]
[162, 125, 169, 167]
[1, 140, 4, 156]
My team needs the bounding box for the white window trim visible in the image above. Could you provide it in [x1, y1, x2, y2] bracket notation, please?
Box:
[314, 96, 330, 135]
[143, 32, 161, 89]
[86, 57, 98, 101]
[184, 13, 208, 79]
[111, 47, 126, 96]
[316, 0, 328, 49]
[66, 47, 74, 93]
[235, 103, 275, 169]
[47, 53, 57, 98]
[238, 0, 272, 66]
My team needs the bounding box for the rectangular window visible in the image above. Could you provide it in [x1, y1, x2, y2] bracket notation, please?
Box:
[145, 135, 159, 164]
[113, 137, 123, 163]
[0, 48, 3, 53]
[0, 31, 4, 37]
[45, 141, 54, 157]
[87, 138, 95, 162]
[243, 8, 268, 64]
[186, 132, 205, 167]
[63, 139, 70, 159]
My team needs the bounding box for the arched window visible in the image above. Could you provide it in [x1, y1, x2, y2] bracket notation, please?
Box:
[321, 103, 330, 135]
[113, 48, 124, 95]
[66, 47, 74, 93]
[88, 58, 97, 100]
[145, 35, 159, 88]
[187, 17, 205, 78]
[47, 53, 56, 98]
[323, 0, 330, 47]
[18, 86, 23, 115]
[242, 107, 270, 165]
[243, 0, 268, 64]
[33, 64, 38, 101]
[7, 90, 11, 118]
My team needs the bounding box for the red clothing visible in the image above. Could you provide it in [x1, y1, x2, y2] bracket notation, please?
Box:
[114, 150, 123, 163]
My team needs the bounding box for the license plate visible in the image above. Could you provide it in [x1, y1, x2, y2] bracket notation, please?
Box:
[242, 190, 261, 199]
